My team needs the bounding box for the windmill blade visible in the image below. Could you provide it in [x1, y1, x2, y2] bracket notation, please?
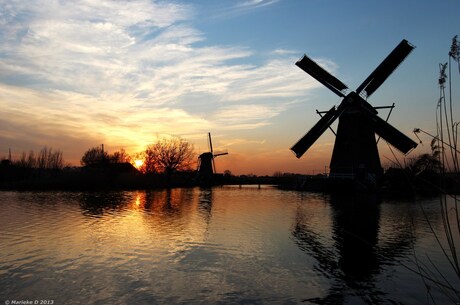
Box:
[291, 106, 341, 158]
[213, 151, 227, 174]
[368, 112, 417, 154]
[208, 132, 213, 154]
[356, 39, 414, 98]
[207, 133, 217, 173]
[296, 55, 348, 97]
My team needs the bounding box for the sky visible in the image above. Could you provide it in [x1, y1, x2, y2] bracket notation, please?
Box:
[1, 0, 459, 175]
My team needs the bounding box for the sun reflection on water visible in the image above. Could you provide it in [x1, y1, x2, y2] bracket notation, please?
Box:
[133, 192, 142, 208]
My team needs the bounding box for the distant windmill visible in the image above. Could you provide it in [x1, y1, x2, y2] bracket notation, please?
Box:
[197, 132, 228, 179]
[291, 39, 417, 183]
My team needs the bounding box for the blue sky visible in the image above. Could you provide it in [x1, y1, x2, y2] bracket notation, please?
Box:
[0, 0, 459, 174]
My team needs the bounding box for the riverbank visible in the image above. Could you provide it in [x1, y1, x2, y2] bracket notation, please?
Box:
[0, 163, 293, 191]
[1, 162, 458, 195]
[277, 169, 460, 196]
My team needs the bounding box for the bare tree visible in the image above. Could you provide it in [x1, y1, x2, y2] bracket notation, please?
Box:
[16, 151, 29, 169]
[14, 147, 64, 170]
[139, 149, 157, 174]
[16, 151, 35, 168]
[144, 137, 195, 175]
[81, 146, 108, 167]
[37, 147, 64, 170]
[110, 148, 131, 164]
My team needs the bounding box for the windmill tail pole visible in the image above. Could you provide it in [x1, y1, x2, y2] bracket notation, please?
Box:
[413, 128, 460, 154]
[316, 109, 336, 136]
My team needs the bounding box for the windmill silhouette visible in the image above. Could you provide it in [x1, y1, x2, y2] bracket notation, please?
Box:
[291, 39, 417, 185]
[196, 132, 228, 183]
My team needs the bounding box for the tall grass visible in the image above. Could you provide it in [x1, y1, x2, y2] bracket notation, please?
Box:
[412, 35, 460, 304]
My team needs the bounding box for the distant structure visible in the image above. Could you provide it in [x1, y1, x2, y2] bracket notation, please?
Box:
[196, 132, 228, 184]
[1, 148, 12, 166]
[291, 39, 417, 188]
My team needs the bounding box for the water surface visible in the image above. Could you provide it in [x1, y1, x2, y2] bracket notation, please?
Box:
[1, 187, 458, 304]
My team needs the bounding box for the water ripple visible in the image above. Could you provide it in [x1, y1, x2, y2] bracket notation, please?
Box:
[0, 189, 458, 304]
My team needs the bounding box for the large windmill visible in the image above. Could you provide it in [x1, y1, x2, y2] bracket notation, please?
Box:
[291, 39, 417, 184]
[197, 132, 228, 181]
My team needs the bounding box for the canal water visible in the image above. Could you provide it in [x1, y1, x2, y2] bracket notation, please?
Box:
[1, 187, 458, 304]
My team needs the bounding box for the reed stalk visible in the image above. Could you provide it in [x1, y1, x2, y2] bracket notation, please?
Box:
[412, 35, 460, 304]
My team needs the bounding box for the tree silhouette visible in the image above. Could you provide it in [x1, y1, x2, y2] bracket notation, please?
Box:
[81, 146, 108, 167]
[139, 149, 156, 174]
[110, 148, 131, 164]
[14, 147, 64, 170]
[144, 137, 195, 176]
[37, 147, 64, 170]
[408, 138, 442, 175]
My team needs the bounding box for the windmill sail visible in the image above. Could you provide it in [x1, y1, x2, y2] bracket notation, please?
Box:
[356, 39, 414, 97]
[291, 106, 340, 158]
[367, 112, 417, 154]
[296, 55, 348, 97]
[208, 132, 216, 173]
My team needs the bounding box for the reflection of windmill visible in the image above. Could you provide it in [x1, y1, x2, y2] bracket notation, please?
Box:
[294, 195, 415, 304]
[291, 39, 417, 185]
[197, 132, 228, 179]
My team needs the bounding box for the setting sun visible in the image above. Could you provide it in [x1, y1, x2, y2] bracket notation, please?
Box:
[134, 159, 143, 169]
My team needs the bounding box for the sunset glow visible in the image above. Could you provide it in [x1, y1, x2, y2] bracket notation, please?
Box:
[0, 1, 459, 175]
[134, 159, 144, 169]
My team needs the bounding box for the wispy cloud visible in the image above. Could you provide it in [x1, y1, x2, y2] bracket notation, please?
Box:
[0, 0, 331, 164]
[0, 83, 213, 159]
[0, 0, 189, 92]
[236, 0, 280, 9]
[272, 49, 299, 56]
[197, 0, 280, 21]
[213, 104, 283, 130]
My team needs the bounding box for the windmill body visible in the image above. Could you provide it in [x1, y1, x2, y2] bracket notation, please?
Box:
[291, 40, 417, 187]
[197, 152, 214, 177]
[329, 94, 383, 180]
[196, 133, 228, 184]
